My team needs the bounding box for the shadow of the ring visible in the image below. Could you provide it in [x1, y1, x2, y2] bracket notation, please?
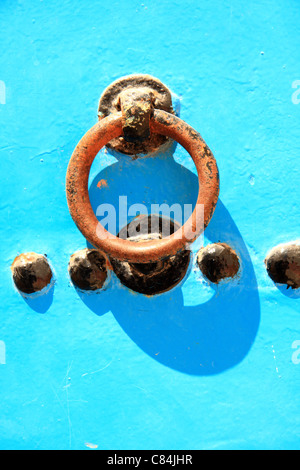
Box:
[78, 143, 260, 375]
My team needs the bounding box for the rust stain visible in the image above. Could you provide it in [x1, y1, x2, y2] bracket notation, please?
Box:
[97, 179, 108, 189]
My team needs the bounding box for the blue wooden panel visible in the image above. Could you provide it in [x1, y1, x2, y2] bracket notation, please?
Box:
[0, 0, 299, 450]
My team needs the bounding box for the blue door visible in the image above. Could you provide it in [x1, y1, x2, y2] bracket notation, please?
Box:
[0, 0, 299, 450]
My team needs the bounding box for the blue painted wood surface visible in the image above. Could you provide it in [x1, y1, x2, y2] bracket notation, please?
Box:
[0, 0, 299, 450]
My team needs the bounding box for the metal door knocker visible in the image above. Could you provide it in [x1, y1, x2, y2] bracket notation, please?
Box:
[11, 76, 300, 297]
[66, 74, 220, 292]
[66, 74, 220, 294]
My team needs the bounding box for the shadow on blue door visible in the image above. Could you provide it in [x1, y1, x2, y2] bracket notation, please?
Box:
[20, 137, 261, 375]
[77, 142, 261, 376]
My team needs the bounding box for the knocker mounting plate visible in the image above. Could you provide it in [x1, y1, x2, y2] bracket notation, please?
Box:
[98, 74, 175, 155]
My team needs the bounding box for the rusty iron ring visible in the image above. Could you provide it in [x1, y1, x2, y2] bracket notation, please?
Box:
[66, 110, 219, 263]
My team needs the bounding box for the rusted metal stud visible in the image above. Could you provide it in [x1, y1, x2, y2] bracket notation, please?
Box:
[264, 243, 300, 289]
[98, 74, 174, 155]
[11, 252, 53, 294]
[110, 215, 191, 295]
[68, 249, 108, 291]
[197, 243, 240, 284]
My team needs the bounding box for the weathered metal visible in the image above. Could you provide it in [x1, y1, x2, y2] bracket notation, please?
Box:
[98, 74, 174, 155]
[11, 252, 53, 294]
[66, 109, 220, 264]
[69, 249, 108, 291]
[197, 243, 240, 283]
[110, 215, 190, 295]
[264, 243, 300, 289]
